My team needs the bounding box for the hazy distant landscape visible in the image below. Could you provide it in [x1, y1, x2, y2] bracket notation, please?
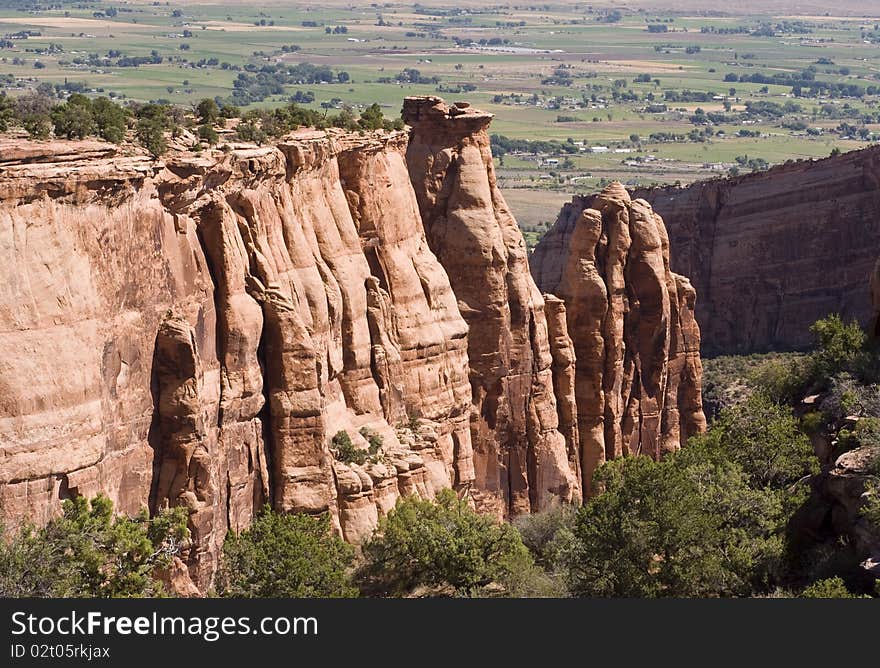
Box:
[3, 0, 880, 230]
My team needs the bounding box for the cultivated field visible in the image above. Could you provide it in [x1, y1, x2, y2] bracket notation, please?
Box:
[2, 0, 879, 230]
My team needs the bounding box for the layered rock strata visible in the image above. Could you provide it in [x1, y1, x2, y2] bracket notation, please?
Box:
[534, 146, 880, 354]
[403, 96, 705, 505]
[530, 181, 706, 493]
[403, 97, 580, 516]
[0, 98, 705, 587]
[0, 132, 473, 588]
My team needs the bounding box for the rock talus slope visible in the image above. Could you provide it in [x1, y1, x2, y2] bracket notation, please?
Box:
[0, 98, 705, 587]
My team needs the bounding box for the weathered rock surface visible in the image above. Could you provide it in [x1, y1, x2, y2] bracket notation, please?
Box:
[0, 131, 472, 589]
[531, 182, 707, 492]
[404, 96, 580, 516]
[0, 98, 705, 588]
[534, 147, 880, 354]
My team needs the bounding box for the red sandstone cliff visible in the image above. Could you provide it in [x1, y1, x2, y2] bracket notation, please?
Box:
[534, 146, 880, 354]
[0, 97, 705, 588]
[403, 97, 580, 516]
[530, 179, 706, 492]
[0, 132, 473, 588]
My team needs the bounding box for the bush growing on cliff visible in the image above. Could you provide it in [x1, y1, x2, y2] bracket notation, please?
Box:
[14, 91, 53, 139]
[216, 508, 356, 598]
[0, 495, 188, 598]
[91, 97, 128, 143]
[51, 93, 96, 139]
[198, 123, 219, 146]
[49, 94, 128, 143]
[196, 98, 220, 125]
[357, 489, 551, 597]
[358, 103, 404, 131]
[331, 430, 367, 465]
[135, 103, 173, 156]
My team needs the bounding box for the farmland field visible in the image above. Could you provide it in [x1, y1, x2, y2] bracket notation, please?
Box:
[2, 0, 880, 230]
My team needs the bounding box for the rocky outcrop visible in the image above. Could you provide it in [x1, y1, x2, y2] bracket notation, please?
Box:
[0, 131, 472, 589]
[403, 97, 704, 507]
[531, 181, 707, 492]
[0, 97, 705, 588]
[534, 146, 880, 354]
[403, 97, 580, 516]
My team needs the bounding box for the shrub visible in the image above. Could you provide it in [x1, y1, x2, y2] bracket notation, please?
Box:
[358, 427, 383, 455]
[0, 92, 14, 131]
[331, 430, 366, 465]
[861, 482, 880, 530]
[135, 104, 171, 156]
[748, 355, 810, 404]
[358, 489, 540, 597]
[810, 314, 865, 376]
[563, 438, 790, 598]
[821, 375, 880, 421]
[51, 94, 95, 139]
[91, 97, 128, 143]
[196, 98, 220, 125]
[235, 119, 266, 144]
[217, 508, 356, 598]
[800, 411, 826, 435]
[15, 91, 53, 139]
[801, 576, 863, 598]
[0, 495, 188, 598]
[198, 122, 219, 146]
[513, 505, 576, 575]
[137, 118, 167, 156]
[358, 103, 385, 130]
[710, 393, 818, 489]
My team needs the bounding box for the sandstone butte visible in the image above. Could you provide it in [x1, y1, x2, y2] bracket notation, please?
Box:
[0, 96, 705, 591]
[532, 146, 880, 355]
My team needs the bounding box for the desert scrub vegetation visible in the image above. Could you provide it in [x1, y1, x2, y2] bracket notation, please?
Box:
[356, 489, 557, 597]
[217, 507, 357, 598]
[331, 430, 367, 465]
[701, 351, 807, 416]
[0, 495, 188, 598]
[0, 90, 404, 157]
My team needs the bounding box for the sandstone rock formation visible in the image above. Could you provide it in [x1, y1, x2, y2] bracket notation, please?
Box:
[0, 131, 472, 589]
[403, 96, 580, 516]
[533, 146, 880, 354]
[530, 181, 706, 492]
[0, 97, 705, 588]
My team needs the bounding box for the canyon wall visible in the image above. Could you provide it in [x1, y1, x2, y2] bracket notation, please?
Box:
[533, 146, 880, 354]
[0, 131, 473, 588]
[403, 97, 580, 515]
[529, 179, 706, 493]
[403, 96, 704, 502]
[0, 97, 704, 588]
